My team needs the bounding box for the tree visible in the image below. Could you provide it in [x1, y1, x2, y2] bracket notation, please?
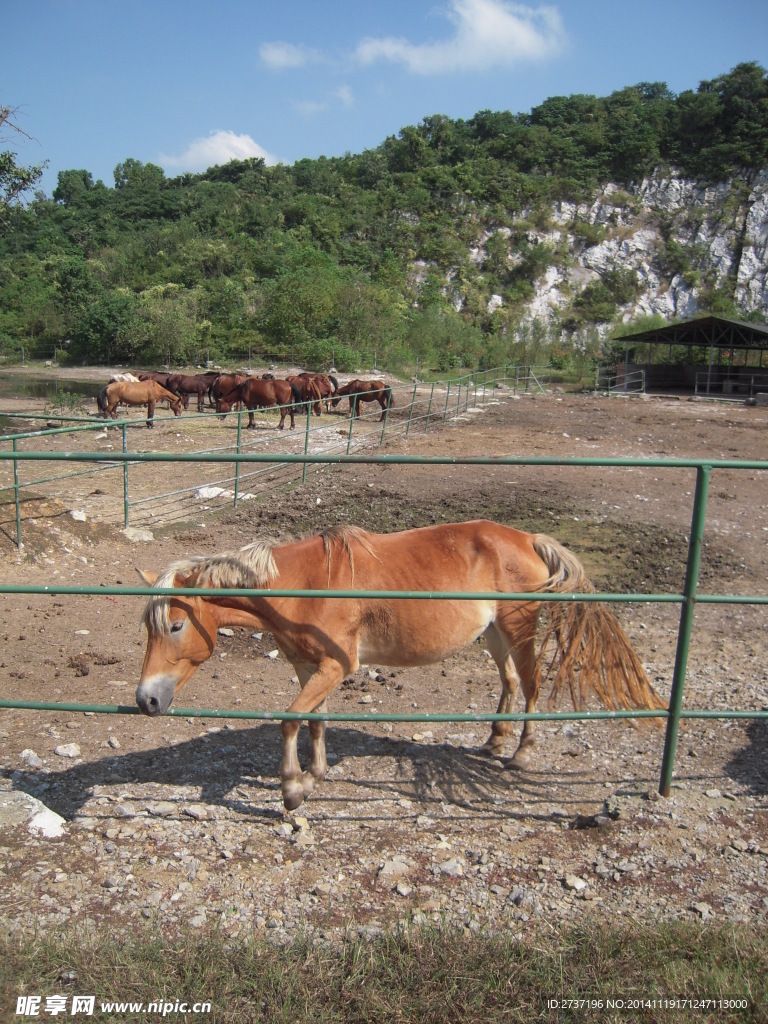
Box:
[53, 169, 96, 206]
[0, 106, 46, 211]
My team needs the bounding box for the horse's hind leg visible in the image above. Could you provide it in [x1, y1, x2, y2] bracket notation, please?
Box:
[482, 627, 539, 769]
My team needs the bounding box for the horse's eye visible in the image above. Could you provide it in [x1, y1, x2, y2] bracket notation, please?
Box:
[170, 620, 184, 634]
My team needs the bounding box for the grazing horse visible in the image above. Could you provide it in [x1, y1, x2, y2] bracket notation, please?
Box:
[136, 519, 665, 811]
[289, 372, 338, 413]
[331, 379, 393, 421]
[287, 374, 325, 416]
[215, 377, 302, 429]
[212, 373, 248, 413]
[166, 372, 220, 412]
[136, 371, 173, 389]
[97, 380, 183, 427]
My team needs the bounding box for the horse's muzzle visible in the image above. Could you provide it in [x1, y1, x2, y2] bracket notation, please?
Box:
[135, 676, 176, 716]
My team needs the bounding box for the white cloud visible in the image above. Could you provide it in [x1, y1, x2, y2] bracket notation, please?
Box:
[160, 130, 277, 172]
[259, 41, 322, 70]
[333, 85, 354, 109]
[354, 0, 566, 74]
[292, 86, 355, 118]
[293, 99, 328, 116]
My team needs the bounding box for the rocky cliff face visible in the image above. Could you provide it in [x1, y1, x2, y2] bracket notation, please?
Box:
[475, 168, 768, 333]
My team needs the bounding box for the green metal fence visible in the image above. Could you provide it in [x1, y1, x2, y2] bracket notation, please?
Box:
[1, 412, 767, 798]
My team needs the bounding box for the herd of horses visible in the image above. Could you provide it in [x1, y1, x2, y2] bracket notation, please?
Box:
[97, 370, 394, 428]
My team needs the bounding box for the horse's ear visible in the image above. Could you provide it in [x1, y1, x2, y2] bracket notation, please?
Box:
[137, 569, 158, 586]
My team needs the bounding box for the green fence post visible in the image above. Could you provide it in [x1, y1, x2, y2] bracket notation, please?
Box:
[425, 382, 436, 432]
[233, 410, 243, 508]
[658, 464, 711, 796]
[13, 439, 22, 552]
[405, 382, 418, 436]
[122, 423, 129, 528]
[345, 407, 355, 454]
[443, 382, 451, 424]
[302, 401, 311, 484]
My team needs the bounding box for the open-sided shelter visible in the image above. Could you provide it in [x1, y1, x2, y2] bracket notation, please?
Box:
[616, 316, 768, 395]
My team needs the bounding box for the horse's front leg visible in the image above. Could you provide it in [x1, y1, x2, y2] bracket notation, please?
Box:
[280, 660, 346, 811]
[146, 400, 155, 428]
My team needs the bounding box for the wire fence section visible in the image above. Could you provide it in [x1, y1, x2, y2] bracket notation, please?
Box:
[1, 366, 549, 542]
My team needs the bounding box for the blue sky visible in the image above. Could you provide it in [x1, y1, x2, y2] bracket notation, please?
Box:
[3, 0, 768, 196]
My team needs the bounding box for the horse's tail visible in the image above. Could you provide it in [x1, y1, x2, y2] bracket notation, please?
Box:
[383, 385, 393, 408]
[289, 381, 303, 408]
[96, 386, 109, 415]
[532, 534, 665, 718]
[328, 375, 339, 393]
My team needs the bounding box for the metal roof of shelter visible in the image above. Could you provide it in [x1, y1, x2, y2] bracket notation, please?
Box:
[618, 315, 768, 354]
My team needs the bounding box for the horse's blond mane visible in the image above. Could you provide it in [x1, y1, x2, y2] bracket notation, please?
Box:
[142, 540, 278, 634]
[320, 525, 377, 582]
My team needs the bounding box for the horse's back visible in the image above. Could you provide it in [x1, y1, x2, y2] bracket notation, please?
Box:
[279, 521, 544, 668]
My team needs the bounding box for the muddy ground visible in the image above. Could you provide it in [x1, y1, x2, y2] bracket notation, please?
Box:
[0, 371, 767, 940]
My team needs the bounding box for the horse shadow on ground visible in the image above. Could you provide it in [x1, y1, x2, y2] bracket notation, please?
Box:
[3, 723, 615, 827]
[724, 717, 768, 797]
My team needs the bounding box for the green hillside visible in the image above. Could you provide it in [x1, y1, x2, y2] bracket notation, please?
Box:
[1, 62, 767, 373]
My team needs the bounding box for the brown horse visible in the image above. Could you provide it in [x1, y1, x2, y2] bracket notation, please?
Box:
[136, 519, 664, 810]
[98, 380, 183, 427]
[136, 371, 173, 389]
[166, 372, 220, 412]
[215, 376, 302, 429]
[288, 372, 338, 414]
[287, 374, 324, 416]
[331, 379, 393, 421]
[212, 373, 248, 413]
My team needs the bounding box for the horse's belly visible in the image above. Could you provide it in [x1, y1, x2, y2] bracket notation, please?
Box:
[356, 600, 494, 668]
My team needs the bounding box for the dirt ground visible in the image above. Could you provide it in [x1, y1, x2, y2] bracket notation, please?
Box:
[0, 369, 767, 940]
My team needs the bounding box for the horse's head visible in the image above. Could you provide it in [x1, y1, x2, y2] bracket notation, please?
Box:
[170, 398, 183, 416]
[135, 568, 218, 716]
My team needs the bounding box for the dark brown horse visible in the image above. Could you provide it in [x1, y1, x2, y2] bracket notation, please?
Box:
[97, 380, 183, 428]
[216, 377, 302, 429]
[136, 370, 173, 389]
[166, 372, 220, 412]
[331, 379, 393, 421]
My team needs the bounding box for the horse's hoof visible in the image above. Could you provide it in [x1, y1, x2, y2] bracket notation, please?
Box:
[282, 782, 305, 811]
[508, 750, 533, 771]
[479, 741, 505, 758]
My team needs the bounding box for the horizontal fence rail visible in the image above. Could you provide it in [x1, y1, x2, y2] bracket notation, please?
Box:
[1, 430, 767, 799]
